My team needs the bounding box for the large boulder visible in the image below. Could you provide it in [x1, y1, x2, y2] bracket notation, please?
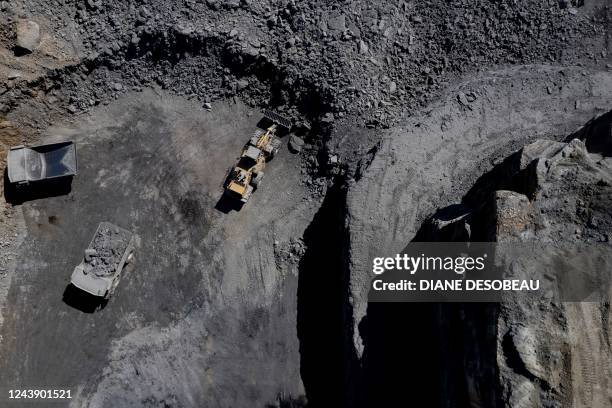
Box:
[288, 135, 305, 153]
[486, 135, 612, 408]
[15, 20, 40, 54]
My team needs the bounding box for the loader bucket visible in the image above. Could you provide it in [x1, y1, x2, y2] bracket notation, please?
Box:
[263, 110, 292, 129]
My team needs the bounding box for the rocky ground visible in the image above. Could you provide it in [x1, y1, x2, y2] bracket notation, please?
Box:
[0, 0, 610, 407]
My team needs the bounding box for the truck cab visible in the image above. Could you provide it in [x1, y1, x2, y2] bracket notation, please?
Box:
[224, 145, 266, 203]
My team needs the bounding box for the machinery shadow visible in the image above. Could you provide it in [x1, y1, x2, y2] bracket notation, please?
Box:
[214, 194, 244, 214]
[62, 284, 107, 313]
[3, 169, 73, 205]
[13, 46, 31, 57]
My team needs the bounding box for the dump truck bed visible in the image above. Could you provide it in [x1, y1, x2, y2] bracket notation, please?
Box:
[70, 222, 134, 297]
[7, 141, 77, 184]
[84, 222, 133, 277]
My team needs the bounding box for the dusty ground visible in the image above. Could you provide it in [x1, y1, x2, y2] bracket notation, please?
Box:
[0, 90, 316, 407]
[0, 120, 29, 340]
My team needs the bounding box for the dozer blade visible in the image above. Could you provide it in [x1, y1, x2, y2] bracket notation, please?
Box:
[263, 109, 292, 129]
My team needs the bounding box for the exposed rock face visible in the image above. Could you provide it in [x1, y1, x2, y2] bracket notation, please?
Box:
[492, 138, 612, 242]
[345, 67, 612, 363]
[409, 115, 612, 406]
[343, 72, 612, 405]
[488, 134, 612, 408]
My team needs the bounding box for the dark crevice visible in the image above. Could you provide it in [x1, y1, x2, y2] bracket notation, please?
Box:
[359, 244, 499, 407]
[566, 109, 612, 155]
[359, 156, 509, 406]
[297, 177, 358, 408]
[358, 302, 447, 406]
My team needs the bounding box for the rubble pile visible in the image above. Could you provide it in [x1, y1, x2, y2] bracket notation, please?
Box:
[84, 223, 131, 278]
[0, 1, 607, 196]
[1, 0, 607, 132]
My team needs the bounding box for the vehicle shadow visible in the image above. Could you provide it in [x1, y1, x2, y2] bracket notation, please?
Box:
[3, 169, 73, 205]
[62, 284, 107, 313]
[214, 194, 244, 214]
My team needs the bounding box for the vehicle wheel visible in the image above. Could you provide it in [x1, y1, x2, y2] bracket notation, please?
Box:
[97, 298, 109, 311]
[251, 172, 264, 188]
[266, 146, 279, 160]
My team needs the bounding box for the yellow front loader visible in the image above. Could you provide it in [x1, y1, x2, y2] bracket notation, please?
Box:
[223, 111, 290, 204]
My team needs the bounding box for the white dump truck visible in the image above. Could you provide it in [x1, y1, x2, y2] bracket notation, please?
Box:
[70, 222, 135, 300]
[7, 141, 77, 185]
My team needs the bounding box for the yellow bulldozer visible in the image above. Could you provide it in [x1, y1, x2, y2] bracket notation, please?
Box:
[223, 110, 291, 204]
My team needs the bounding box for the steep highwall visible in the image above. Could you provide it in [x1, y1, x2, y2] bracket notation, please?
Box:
[414, 112, 612, 407]
[339, 68, 612, 406]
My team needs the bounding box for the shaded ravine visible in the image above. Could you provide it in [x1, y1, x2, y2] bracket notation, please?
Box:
[297, 179, 359, 407]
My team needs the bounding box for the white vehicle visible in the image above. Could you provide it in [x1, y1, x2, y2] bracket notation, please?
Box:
[70, 222, 134, 300]
[7, 141, 77, 185]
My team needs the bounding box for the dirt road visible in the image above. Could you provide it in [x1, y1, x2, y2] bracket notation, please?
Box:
[0, 90, 315, 407]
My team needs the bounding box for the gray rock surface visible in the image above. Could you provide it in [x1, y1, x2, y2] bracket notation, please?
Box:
[362, 113, 612, 407]
[15, 20, 40, 53]
[480, 133, 612, 407]
[2, 0, 609, 131]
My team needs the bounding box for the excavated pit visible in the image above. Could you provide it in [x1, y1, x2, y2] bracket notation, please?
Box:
[0, 1, 611, 406]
